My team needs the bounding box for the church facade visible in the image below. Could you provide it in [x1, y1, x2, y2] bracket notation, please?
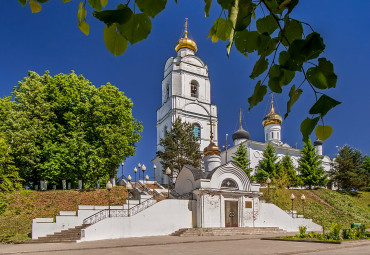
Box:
[153, 21, 334, 186]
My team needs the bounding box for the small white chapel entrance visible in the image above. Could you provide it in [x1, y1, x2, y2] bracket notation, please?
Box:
[225, 201, 238, 227]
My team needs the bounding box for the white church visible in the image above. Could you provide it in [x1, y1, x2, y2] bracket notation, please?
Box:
[152, 20, 333, 186]
[31, 20, 326, 243]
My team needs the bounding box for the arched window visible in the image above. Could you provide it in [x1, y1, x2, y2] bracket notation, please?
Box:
[190, 80, 198, 98]
[164, 125, 168, 137]
[193, 123, 201, 140]
[166, 83, 169, 99]
[221, 178, 238, 189]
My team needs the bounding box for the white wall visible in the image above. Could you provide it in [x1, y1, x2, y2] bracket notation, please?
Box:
[254, 202, 322, 232]
[80, 199, 196, 242]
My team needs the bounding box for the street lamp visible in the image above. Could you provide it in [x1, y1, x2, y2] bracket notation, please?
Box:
[153, 164, 156, 181]
[126, 181, 133, 216]
[145, 174, 149, 184]
[301, 194, 306, 218]
[134, 167, 138, 187]
[106, 181, 113, 217]
[141, 164, 146, 183]
[266, 177, 271, 203]
[290, 193, 295, 218]
[137, 163, 141, 181]
[165, 167, 171, 199]
[121, 162, 124, 178]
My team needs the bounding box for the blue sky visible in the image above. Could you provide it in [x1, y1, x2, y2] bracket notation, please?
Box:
[1, 1, 370, 179]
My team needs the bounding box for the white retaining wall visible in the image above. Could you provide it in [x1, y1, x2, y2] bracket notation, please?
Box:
[254, 203, 322, 232]
[80, 199, 196, 242]
[32, 205, 123, 239]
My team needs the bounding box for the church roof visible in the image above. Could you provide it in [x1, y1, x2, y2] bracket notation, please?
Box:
[184, 165, 208, 180]
[262, 97, 282, 127]
[175, 18, 198, 53]
[314, 139, 323, 146]
[232, 109, 250, 141]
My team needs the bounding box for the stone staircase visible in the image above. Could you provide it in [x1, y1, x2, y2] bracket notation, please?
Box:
[29, 224, 90, 243]
[171, 227, 286, 237]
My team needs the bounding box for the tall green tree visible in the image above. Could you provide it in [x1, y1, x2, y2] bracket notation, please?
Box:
[279, 154, 302, 187]
[363, 155, 370, 189]
[0, 135, 22, 192]
[299, 139, 327, 189]
[255, 144, 279, 182]
[16, 0, 339, 142]
[330, 145, 367, 190]
[156, 118, 202, 179]
[1, 71, 142, 188]
[232, 143, 252, 177]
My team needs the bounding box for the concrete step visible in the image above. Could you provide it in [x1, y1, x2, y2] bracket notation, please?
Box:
[29, 224, 91, 243]
[171, 227, 286, 237]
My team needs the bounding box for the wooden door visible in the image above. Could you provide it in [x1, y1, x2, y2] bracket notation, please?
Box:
[225, 201, 238, 227]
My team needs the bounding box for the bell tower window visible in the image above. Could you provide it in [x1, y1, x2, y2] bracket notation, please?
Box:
[190, 80, 199, 98]
[193, 123, 201, 140]
[166, 83, 169, 100]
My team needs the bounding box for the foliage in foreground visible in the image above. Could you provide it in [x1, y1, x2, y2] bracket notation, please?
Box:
[17, 0, 340, 142]
[0, 71, 142, 189]
[232, 144, 252, 177]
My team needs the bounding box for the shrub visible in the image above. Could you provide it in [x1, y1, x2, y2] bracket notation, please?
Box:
[329, 223, 342, 240]
[299, 226, 308, 238]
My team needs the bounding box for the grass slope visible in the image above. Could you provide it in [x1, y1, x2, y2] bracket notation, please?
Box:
[0, 187, 128, 243]
[263, 188, 370, 230]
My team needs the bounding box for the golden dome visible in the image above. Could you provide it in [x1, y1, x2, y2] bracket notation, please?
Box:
[262, 98, 282, 127]
[204, 141, 221, 156]
[175, 18, 198, 53]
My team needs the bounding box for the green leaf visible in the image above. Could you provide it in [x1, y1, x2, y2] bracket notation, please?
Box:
[118, 13, 152, 45]
[257, 34, 278, 56]
[204, 0, 212, 17]
[62, 0, 72, 2]
[217, 0, 234, 10]
[256, 15, 278, 35]
[280, 19, 303, 46]
[248, 81, 267, 110]
[104, 24, 128, 56]
[29, 0, 42, 13]
[288, 32, 325, 64]
[235, 0, 255, 31]
[136, 0, 167, 18]
[250, 56, 268, 79]
[307, 58, 337, 90]
[35, 0, 49, 3]
[77, 2, 87, 20]
[18, 0, 27, 6]
[93, 5, 133, 26]
[300, 117, 319, 143]
[278, 50, 301, 71]
[78, 20, 90, 36]
[100, 0, 108, 7]
[285, 84, 302, 119]
[309, 94, 341, 117]
[208, 18, 233, 42]
[315, 125, 333, 141]
[268, 65, 295, 93]
[235, 30, 259, 54]
[279, 0, 298, 14]
[88, 0, 102, 11]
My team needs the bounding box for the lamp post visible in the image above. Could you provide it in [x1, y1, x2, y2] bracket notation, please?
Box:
[266, 177, 271, 203]
[121, 162, 124, 178]
[301, 194, 306, 218]
[126, 181, 133, 216]
[165, 167, 171, 199]
[137, 163, 141, 182]
[290, 193, 295, 218]
[141, 164, 146, 184]
[153, 164, 157, 182]
[106, 181, 113, 217]
[134, 167, 137, 188]
[145, 174, 149, 184]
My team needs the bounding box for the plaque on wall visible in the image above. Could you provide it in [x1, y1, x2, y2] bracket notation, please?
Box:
[245, 201, 252, 208]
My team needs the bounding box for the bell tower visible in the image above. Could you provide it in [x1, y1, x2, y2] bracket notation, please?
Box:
[154, 19, 218, 183]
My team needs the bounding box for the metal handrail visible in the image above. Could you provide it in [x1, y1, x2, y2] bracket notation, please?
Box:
[82, 192, 165, 225]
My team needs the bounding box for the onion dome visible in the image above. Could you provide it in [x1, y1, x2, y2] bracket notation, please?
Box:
[232, 108, 250, 141]
[175, 18, 198, 53]
[262, 98, 282, 127]
[314, 139, 323, 146]
[204, 118, 220, 156]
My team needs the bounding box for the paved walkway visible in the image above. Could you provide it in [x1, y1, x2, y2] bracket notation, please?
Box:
[1, 234, 369, 255]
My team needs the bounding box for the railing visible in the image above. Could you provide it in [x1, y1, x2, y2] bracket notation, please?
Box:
[82, 191, 165, 226]
[116, 174, 130, 184]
